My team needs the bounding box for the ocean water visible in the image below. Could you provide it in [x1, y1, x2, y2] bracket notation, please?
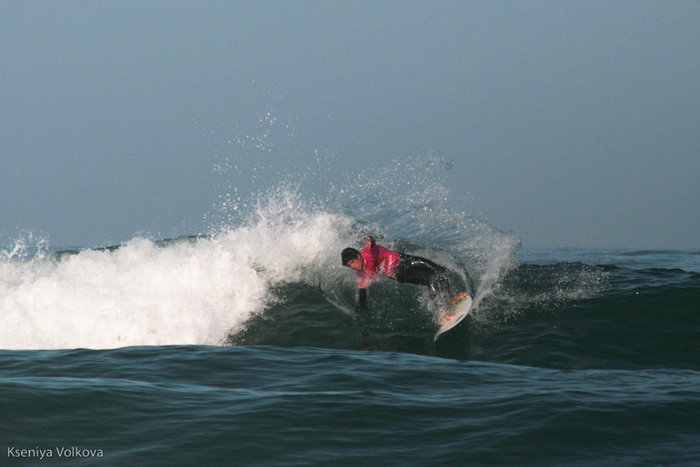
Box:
[1, 167, 699, 466]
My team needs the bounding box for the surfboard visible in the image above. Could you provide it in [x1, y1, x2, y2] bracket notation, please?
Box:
[434, 294, 472, 341]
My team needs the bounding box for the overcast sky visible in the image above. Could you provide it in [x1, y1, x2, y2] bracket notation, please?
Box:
[1, 1, 698, 249]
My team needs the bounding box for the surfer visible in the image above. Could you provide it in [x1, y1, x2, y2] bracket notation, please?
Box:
[341, 236, 468, 316]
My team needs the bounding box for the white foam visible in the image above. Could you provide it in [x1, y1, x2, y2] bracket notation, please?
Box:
[0, 191, 351, 350]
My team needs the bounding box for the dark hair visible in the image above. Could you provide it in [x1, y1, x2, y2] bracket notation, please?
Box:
[341, 248, 361, 266]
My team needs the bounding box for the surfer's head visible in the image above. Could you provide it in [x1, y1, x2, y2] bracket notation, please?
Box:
[342, 248, 363, 271]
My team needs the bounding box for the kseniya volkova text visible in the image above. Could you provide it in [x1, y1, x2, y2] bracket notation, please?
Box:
[8, 446, 104, 460]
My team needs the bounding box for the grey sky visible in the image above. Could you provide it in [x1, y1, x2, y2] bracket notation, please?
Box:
[1, 1, 698, 249]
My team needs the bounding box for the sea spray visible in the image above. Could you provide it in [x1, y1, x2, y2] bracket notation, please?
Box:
[332, 157, 520, 309]
[206, 119, 519, 312]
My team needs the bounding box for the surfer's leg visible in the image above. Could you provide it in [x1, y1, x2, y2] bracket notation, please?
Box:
[394, 255, 453, 302]
[427, 263, 453, 302]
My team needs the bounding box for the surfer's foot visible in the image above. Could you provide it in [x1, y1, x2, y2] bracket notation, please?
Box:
[447, 292, 468, 308]
[440, 312, 458, 327]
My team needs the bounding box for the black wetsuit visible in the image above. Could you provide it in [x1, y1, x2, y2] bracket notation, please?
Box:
[393, 254, 454, 302]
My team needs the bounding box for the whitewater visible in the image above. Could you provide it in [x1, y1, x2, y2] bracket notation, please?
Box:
[1, 194, 342, 349]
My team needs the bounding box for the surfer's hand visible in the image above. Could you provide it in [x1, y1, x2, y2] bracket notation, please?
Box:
[356, 288, 367, 313]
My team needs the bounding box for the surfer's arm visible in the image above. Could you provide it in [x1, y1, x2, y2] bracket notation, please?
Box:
[355, 288, 367, 315]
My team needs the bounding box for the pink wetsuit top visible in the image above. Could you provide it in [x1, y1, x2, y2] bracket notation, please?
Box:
[356, 244, 401, 289]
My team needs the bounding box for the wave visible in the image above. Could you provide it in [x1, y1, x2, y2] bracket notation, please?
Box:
[1, 160, 519, 350]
